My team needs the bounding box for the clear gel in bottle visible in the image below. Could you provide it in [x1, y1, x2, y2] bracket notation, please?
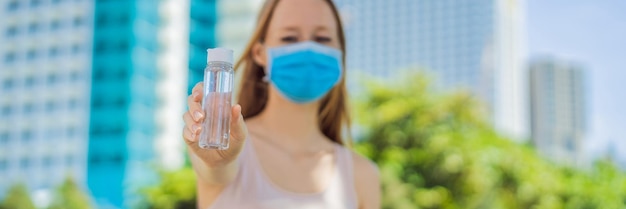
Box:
[199, 48, 234, 150]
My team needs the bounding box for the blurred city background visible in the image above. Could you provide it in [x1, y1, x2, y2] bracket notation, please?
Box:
[0, 0, 624, 208]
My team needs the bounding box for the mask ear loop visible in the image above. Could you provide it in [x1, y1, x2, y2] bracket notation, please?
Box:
[263, 45, 271, 83]
[262, 64, 270, 83]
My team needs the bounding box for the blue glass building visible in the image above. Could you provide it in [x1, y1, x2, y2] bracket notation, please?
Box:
[188, 0, 218, 93]
[88, 0, 160, 207]
[88, 0, 218, 207]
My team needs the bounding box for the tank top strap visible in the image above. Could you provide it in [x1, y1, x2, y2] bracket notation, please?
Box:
[334, 143, 354, 183]
[330, 143, 358, 207]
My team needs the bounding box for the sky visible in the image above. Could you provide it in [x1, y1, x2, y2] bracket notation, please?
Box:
[527, 0, 626, 164]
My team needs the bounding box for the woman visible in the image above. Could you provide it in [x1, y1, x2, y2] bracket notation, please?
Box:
[182, 0, 380, 208]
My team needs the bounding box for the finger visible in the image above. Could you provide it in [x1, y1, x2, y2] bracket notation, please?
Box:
[230, 104, 247, 143]
[183, 112, 202, 135]
[182, 126, 197, 144]
[191, 82, 203, 97]
[187, 93, 204, 122]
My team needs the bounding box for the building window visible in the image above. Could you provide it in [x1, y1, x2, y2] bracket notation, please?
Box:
[20, 157, 30, 170]
[7, 1, 19, 11]
[71, 44, 82, 54]
[0, 160, 7, 171]
[45, 100, 57, 112]
[4, 52, 16, 63]
[112, 153, 124, 164]
[119, 13, 129, 24]
[28, 22, 40, 33]
[43, 156, 53, 168]
[25, 76, 35, 87]
[73, 16, 84, 27]
[1, 105, 12, 116]
[117, 69, 127, 79]
[47, 73, 59, 84]
[49, 46, 60, 57]
[23, 103, 34, 114]
[93, 68, 105, 80]
[68, 98, 79, 109]
[94, 41, 106, 54]
[66, 126, 77, 137]
[96, 13, 107, 27]
[30, 0, 42, 8]
[92, 97, 103, 109]
[111, 126, 125, 135]
[5, 26, 18, 37]
[88, 155, 101, 165]
[0, 132, 9, 144]
[114, 97, 126, 108]
[21, 130, 34, 142]
[26, 49, 38, 60]
[70, 71, 81, 81]
[66, 155, 74, 166]
[50, 20, 61, 31]
[46, 128, 61, 138]
[2, 79, 14, 90]
[118, 41, 129, 51]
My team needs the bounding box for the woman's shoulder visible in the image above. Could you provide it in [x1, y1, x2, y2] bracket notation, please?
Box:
[348, 149, 379, 184]
[347, 148, 381, 208]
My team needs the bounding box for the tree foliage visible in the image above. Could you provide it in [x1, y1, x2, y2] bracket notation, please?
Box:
[0, 183, 36, 209]
[48, 177, 93, 209]
[1, 177, 93, 209]
[137, 73, 626, 208]
[139, 166, 197, 209]
[353, 73, 626, 209]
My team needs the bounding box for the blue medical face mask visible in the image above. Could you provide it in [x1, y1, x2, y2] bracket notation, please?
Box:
[266, 41, 343, 104]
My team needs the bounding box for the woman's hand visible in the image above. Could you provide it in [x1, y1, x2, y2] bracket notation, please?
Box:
[182, 82, 248, 184]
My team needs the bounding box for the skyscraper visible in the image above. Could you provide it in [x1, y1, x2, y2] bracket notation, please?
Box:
[89, 0, 210, 207]
[0, 0, 92, 203]
[333, 0, 528, 139]
[2, 0, 215, 207]
[87, 0, 162, 207]
[529, 58, 586, 165]
[188, 0, 219, 93]
[215, 0, 263, 59]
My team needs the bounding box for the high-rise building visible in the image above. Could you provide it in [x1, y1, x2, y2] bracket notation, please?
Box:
[529, 58, 586, 165]
[214, 0, 262, 94]
[333, 0, 528, 139]
[89, 0, 206, 207]
[0, 0, 93, 204]
[187, 0, 219, 93]
[87, 0, 162, 207]
[215, 0, 262, 59]
[2, 0, 214, 207]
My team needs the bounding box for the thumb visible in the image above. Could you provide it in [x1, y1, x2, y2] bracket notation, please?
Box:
[229, 104, 247, 146]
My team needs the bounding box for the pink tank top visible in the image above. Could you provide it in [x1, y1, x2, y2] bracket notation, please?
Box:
[207, 138, 358, 209]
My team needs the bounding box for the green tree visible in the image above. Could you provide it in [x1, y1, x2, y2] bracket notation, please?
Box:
[47, 177, 93, 209]
[352, 73, 626, 209]
[1, 183, 36, 209]
[140, 166, 197, 209]
[137, 73, 626, 208]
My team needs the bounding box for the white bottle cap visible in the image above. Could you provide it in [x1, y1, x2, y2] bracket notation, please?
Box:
[207, 48, 233, 64]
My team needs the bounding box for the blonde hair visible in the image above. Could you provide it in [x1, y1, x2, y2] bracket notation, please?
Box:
[234, 0, 351, 145]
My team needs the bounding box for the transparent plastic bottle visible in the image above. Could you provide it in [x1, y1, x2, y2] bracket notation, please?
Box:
[199, 48, 234, 150]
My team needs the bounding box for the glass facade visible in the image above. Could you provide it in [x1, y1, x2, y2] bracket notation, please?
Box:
[529, 58, 586, 165]
[0, 0, 92, 200]
[333, 0, 527, 138]
[188, 0, 218, 93]
[1, 0, 217, 207]
[88, 0, 159, 207]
